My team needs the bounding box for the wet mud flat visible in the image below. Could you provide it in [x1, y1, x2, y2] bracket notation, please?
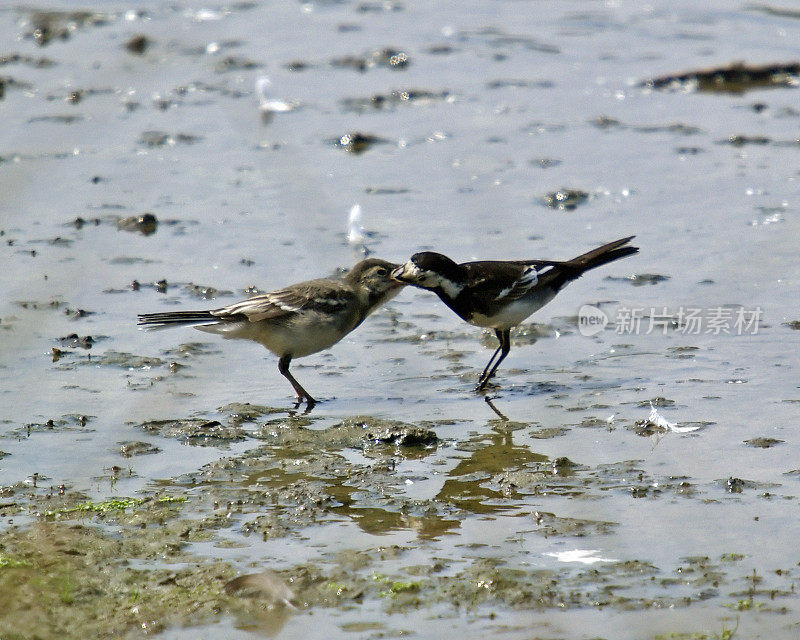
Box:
[2, 0, 800, 639]
[3, 407, 800, 639]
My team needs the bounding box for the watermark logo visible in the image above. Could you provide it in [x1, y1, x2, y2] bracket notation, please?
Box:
[578, 304, 609, 337]
[577, 305, 762, 336]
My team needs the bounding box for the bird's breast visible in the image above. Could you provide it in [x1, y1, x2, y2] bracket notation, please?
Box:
[469, 289, 556, 329]
[196, 308, 360, 359]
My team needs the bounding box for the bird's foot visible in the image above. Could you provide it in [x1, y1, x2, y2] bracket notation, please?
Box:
[474, 376, 496, 393]
[292, 395, 317, 411]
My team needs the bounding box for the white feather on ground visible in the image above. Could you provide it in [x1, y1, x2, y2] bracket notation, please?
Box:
[647, 402, 700, 433]
[255, 76, 295, 114]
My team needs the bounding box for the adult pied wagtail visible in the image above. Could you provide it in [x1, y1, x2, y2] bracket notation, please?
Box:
[392, 237, 638, 390]
[138, 258, 404, 406]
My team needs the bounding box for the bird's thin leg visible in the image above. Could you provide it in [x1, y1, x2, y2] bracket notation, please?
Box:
[479, 330, 505, 384]
[278, 355, 316, 406]
[477, 329, 511, 391]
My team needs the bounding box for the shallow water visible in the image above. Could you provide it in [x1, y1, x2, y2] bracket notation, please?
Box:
[1, 1, 799, 639]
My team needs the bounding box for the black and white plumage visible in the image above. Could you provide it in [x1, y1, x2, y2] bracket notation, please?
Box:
[392, 236, 638, 390]
[138, 258, 404, 405]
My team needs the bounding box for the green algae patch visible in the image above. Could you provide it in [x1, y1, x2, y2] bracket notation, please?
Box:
[0, 555, 31, 570]
[373, 574, 423, 599]
[654, 621, 738, 640]
[0, 522, 243, 640]
[48, 494, 188, 519]
[56, 496, 145, 514]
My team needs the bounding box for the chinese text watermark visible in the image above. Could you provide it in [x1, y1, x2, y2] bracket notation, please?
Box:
[578, 305, 762, 337]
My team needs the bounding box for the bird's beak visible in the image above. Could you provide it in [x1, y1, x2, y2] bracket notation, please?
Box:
[391, 263, 411, 283]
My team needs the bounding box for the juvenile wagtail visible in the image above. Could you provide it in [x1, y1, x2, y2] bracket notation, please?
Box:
[138, 258, 404, 405]
[392, 236, 638, 390]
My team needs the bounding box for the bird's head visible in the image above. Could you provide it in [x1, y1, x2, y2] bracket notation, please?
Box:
[347, 258, 405, 305]
[391, 252, 464, 298]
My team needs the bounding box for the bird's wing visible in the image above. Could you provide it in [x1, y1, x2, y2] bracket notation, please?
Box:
[463, 262, 541, 305]
[212, 280, 355, 322]
[493, 265, 542, 301]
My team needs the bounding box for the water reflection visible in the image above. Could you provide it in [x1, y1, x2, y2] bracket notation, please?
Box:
[437, 426, 547, 516]
[218, 415, 551, 540]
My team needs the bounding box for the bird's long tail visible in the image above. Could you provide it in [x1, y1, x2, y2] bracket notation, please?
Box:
[565, 235, 638, 272]
[534, 236, 638, 290]
[137, 310, 218, 329]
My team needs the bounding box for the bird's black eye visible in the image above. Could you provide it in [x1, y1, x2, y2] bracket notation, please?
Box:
[375, 267, 388, 277]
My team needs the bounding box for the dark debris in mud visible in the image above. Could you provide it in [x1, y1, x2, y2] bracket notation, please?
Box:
[213, 55, 262, 73]
[46, 86, 115, 105]
[530, 156, 563, 169]
[725, 477, 750, 493]
[637, 397, 676, 408]
[642, 61, 800, 94]
[138, 130, 203, 147]
[117, 212, 158, 235]
[12, 298, 93, 319]
[0, 75, 32, 98]
[137, 419, 247, 445]
[721, 134, 772, 147]
[333, 131, 390, 154]
[455, 27, 560, 55]
[105, 278, 167, 294]
[286, 47, 409, 73]
[56, 333, 97, 349]
[0, 53, 56, 68]
[633, 416, 670, 437]
[499, 459, 711, 503]
[743, 437, 784, 449]
[251, 416, 439, 456]
[125, 34, 151, 55]
[340, 88, 452, 112]
[486, 78, 554, 90]
[667, 345, 700, 359]
[118, 440, 161, 457]
[591, 116, 703, 137]
[161, 341, 223, 361]
[20, 9, 115, 46]
[541, 188, 590, 211]
[334, 47, 409, 71]
[218, 402, 289, 424]
[55, 349, 165, 371]
[188, 282, 236, 299]
[605, 273, 670, 286]
[529, 425, 569, 438]
[531, 509, 617, 537]
[28, 111, 85, 123]
[69, 216, 101, 229]
[363, 423, 439, 447]
[9, 414, 94, 438]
